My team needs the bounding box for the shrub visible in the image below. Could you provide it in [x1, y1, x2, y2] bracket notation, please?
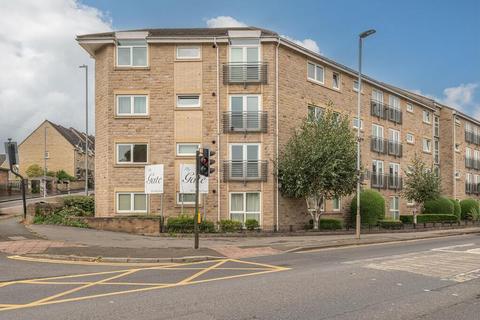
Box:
[33, 208, 88, 228]
[62, 196, 94, 216]
[219, 219, 243, 232]
[350, 190, 385, 226]
[423, 196, 454, 215]
[56, 170, 76, 181]
[320, 218, 343, 230]
[200, 220, 216, 233]
[245, 219, 260, 231]
[460, 199, 480, 220]
[166, 215, 215, 233]
[378, 219, 403, 229]
[417, 214, 458, 224]
[449, 198, 462, 220]
[399, 215, 414, 224]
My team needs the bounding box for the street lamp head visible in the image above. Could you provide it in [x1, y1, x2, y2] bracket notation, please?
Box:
[359, 29, 376, 39]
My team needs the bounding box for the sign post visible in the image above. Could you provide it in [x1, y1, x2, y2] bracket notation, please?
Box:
[144, 164, 164, 231]
[4, 140, 26, 220]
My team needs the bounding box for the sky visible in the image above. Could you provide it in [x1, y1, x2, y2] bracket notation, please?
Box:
[0, 0, 479, 153]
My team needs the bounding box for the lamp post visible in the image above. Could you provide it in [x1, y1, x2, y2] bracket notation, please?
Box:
[356, 29, 376, 240]
[79, 64, 88, 196]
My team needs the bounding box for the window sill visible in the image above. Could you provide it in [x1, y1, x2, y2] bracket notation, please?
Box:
[406, 141, 415, 145]
[114, 164, 149, 168]
[423, 121, 431, 125]
[422, 151, 432, 154]
[114, 66, 150, 71]
[174, 58, 202, 62]
[114, 115, 150, 119]
[174, 107, 202, 111]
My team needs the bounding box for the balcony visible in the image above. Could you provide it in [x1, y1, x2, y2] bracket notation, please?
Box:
[370, 100, 402, 124]
[465, 182, 480, 195]
[222, 161, 268, 182]
[223, 63, 268, 85]
[222, 111, 268, 133]
[465, 158, 480, 170]
[370, 173, 403, 190]
[465, 130, 480, 145]
[371, 137, 403, 157]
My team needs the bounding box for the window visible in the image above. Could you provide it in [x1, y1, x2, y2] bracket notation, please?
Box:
[307, 62, 324, 84]
[177, 95, 201, 108]
[372, 89, 383, 103]
[116, 192, 147, 213]
[230, 192, 261, 224]
[116, 95, 148, 116]
[332, 72, 340, 89]
[230, 95, 261, 130]
[423, 138, 431, 153]
[332, 196, 341, 211]
[389, 129, 400, 143]
[434, 115, 440, 137]
[353, 117, 363, 129]
[308, 105, 324, 121]
[176, 46, 201, 59]
[117, 39, 147, 67]
[230, 144, 260, 178]
[176, 193, 196, 205]
[455, 117, 461, 125]
[45, 151, 50, 159]
[423, 110, 431, 124]
[389, 95, 401, 110]
[176, 143, 200, 157]
[406, 103, 414, 113]
[372, 160, 384, 187]
[353, 80, 360, 92]
[389, 196, 400, 220]
[116, 143, 148, 164]
[372, 124, 384, 139]
[406, 133, 415, 144]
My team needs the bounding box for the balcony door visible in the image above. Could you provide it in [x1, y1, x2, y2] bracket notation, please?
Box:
[230, 95, 260, 131]
[230, 144, 260, 179]
[372, 160, 384, 187]
[230, 40, 261, 81]
[372, 124, 384, 152]
[389, 162, 400, 188]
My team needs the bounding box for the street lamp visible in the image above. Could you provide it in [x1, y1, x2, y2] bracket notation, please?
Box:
[79, 64, 88, 196]
[356, 29, 376, 240]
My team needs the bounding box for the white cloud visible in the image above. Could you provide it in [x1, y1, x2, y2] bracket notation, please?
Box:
[205, 16, 247, 28]
[0, 0, 111, 149]
[281, 35, 321, 54]
[442, 83, 478, 109]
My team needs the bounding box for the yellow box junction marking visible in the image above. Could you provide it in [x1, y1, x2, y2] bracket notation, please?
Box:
[0, 258, 289, 312]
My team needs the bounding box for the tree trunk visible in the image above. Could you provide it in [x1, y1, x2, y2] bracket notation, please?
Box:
[313, 213, 320, 230]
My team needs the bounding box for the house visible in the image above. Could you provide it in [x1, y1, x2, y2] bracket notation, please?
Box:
[77, 27, 478, 231]
[0, 154, 9, 185]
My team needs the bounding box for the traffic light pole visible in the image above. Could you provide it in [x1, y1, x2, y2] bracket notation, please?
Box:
[194, 149, 200, 249]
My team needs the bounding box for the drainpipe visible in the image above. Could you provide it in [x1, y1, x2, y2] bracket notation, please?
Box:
[214, 37, 221, 225]
[275, 38, 280, 231]
[453, 111, 457, 199]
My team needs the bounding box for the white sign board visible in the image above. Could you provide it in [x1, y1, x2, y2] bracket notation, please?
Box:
[145, 164, 164, 194]
[180, 164, 208, 194]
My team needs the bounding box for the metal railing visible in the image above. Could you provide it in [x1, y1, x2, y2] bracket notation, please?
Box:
[370, 173, 403, 190]
[370, 137, 402, 157]
[465, 130, 480, 145]
[370, 100, 402, 124]
[222, 161, 268, 182]
[222, 63, 268, 84]
[222, 111, 268, 133]
[465, 182, 480, 195]
[465, 157, 480, 170]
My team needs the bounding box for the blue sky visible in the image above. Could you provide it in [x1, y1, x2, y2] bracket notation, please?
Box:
[83, 0, 480, 117]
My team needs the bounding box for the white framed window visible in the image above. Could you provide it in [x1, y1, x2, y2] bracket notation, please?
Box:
[455, 117, 461, 125]
[332, 72, 340, 89]
[332, 196, 341, 211]
[353, 80, 360, 92]
[176, 95, 201, 108]
[372, 89, 383, 103]
[466, 147, 471, 160]
[389, 95, 401, 110]
[389, 196, 400, 220]
[176, 46, 201, 59]
[176, 143, 200, 157]
[308, 105, 325, 121]
[230, 192, 261, 224]
[116, 95, 148, 116]
[406, 133, 415, 144]
[230, 95, 261, 130]
[353, 117, 363, 129]
[229, 40, 260, 63]
[176, 193, 196, 205]
[423, 110, 431, 124]
[389, 129, 400, 143]
[372, 124, 384, 139]
[372, 160, 384, 175]
[116, 143, 148, 164]
[116, 192, 148, 213]
[406, 103, 414, 113]
[422, 138, 431, 153]
[117, 39, 147, 67]
[307, 62, 324, 84]
[434, 115, 440, 137]
[229, 143, 261, 179]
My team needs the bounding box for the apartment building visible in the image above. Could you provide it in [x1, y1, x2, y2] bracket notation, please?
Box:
[77, 27, 475, 231]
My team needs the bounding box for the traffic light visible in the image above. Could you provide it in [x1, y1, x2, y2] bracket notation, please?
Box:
[198, 148, 216, 177]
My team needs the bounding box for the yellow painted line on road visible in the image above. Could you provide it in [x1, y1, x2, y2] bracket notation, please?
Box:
[7, 255, 175, 267]
[178, 259, 228, 284]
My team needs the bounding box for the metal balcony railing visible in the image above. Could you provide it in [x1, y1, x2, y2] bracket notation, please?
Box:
[370, 100, 402, 124]
[222, 63, 268, 85]
[370, 137, 403, 157]
[465, 157, 480, 170]
[222, 111, 268, 133]
[370, 173, 403, 190]
[465, 182, 480, 195]
[222, 161, 268, 182]
[465, 130, 480, 145]
[387, 140, 403, 157]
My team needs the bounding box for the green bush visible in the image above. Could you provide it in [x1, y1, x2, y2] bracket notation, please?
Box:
[460, 199, 480, 220]
[33, 208, 88, 228]
[166, 215, 215, 233]
[219, 219, 243, 232]
[245, 219, 260, 231]
[417, 214, 458, 224]
[423, 196, 454, 215]
[56, 170, 76, 181]
[399, 215, 414, 224]
[350, 190, 385, 226]
[320, 218, 343, 230]
[62, 196, 94, 216]
[378, 219, 403, 229]
[449, 199, 462, 220]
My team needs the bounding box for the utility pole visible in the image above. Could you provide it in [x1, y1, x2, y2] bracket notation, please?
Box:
[79, 64, 89, 195]
[43, 126, 47, 198]
[194, 149, 200, 249]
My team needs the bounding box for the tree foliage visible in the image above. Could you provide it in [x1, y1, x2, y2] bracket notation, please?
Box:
[26, 164, 44, 178]
[277, 107, 357, 229]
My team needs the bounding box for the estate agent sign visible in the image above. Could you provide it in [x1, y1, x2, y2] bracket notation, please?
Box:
[145, 164, 164, 194]
[180, 164, 208, 194]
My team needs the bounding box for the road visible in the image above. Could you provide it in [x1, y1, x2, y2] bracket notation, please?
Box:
[0, 234, 479, 319]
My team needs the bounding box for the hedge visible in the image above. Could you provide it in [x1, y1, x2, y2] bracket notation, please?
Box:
[167, 215, 215, 233]
[423, 196, 454, 215]
[449, 198, 462, 220]
[399, 215, 414, 224]
[62, 196, 94, 216]
[417, 214, 458, 224]
[378, 219, 403, 229]
[350, 190, 385, 226]
[306, 218, 344, 230]
[219, 219, 243, 232]
[460, 199, 480, 220]
[245, 219, 260, 231]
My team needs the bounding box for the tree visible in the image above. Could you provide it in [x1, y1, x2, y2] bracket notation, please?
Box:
[25, 164, 44, 178]
[401, 154, 441, 221]
[277, 107, 357, 230]
[56, 170, 76, 181]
